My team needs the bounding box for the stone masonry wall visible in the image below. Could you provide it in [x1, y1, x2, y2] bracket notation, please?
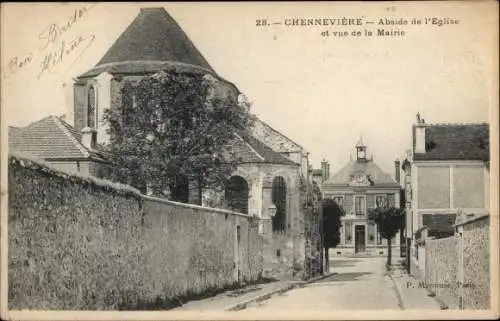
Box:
[8, 155, 263, 310]
[462, 216, 490, 309]
[425, 236, 459, 307]
[425, 215, 490, 309]
[262, 231, 294, 280]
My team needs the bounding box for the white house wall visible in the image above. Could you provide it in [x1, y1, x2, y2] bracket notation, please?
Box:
[95, 72, 113, 145]
[410, 159, 490, 268]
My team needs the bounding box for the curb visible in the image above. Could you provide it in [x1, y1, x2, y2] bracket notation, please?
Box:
[224, 273, 333, 311]
[407, 271, 451, 310]
[224, 282, 298, 311]
[387, 271, 406, 310]
[423, 288, 450, 310]
[389, 266, 451, 311]
[304, 272, 335, 284]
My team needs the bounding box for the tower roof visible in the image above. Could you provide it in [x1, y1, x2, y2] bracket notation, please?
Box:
[355, 136, 366, 148]
[80, 7, 215, 77]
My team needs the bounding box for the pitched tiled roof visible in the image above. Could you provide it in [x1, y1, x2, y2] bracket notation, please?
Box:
[324, 160, 399, 187]
[252, 117, 305, 152]
[413, 123, 489, 161]
[224, 133, 299, 166]
[93, 7, 214, 72]
[422, 213, 456, 238]
[312, 169, 323, 176]
[8, 116, 107, 162]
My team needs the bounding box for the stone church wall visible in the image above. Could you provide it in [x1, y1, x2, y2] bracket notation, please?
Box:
[74, 71, 239, 146]
[8, 154, 263, 310]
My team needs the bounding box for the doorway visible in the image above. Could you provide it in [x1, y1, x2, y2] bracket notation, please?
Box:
[355, 225, 366, 253]
[234, 226, 242, 282]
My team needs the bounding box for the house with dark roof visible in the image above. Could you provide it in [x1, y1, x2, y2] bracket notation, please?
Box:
[401, 113, 490, 277]
[322, 138, 402, 257]
[8, 116, 112, 178]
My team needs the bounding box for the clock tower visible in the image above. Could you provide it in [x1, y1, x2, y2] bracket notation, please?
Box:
[356, 137, 367, 161]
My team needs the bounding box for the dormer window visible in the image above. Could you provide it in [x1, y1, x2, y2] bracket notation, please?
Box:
[87, 85, 97, 128]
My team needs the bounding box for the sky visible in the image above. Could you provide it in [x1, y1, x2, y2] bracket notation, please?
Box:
[1, 2, 497, 176]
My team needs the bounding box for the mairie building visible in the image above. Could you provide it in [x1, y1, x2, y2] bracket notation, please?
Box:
[322, 139, 403, 256]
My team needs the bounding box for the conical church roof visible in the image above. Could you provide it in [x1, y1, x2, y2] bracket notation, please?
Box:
[79, 7, 215, 77]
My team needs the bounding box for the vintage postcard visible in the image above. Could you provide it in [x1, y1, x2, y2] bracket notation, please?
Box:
[1, 1, 498, 320]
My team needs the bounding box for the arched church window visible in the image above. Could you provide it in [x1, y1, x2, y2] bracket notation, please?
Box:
[225, 176, 249, 214]
[272, 176, 287, 232]
[87, 85, 97, 128]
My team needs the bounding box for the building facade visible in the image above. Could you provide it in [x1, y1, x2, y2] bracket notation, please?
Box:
[322, 139, 402, 256]
[402, 114, 490, 276]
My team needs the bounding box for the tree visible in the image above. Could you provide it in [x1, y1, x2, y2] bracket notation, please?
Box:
[367, 206, 405, 269]
[104, 70, 254, 202]
[322, 198, 345, 273]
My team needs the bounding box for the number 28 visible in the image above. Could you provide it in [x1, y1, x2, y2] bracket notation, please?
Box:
[256, 19, 268, 26]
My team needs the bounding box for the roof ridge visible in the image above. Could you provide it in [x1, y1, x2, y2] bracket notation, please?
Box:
[50, 116, 89, 158]
[25, 115, 54, 128]
[424, 122, 489, 127]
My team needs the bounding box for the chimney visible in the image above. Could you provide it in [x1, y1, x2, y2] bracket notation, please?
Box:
[321, 159, 330, 182]
[394, 158, 401, 184]
[414, 113, 426, 153]
[81, 127, 97, 150]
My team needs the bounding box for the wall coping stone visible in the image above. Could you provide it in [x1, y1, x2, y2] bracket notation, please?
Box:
[142, 194, 249, 218]
[9, 152, 252, 219]
[9, 153, 142, 198]
[454, 213, 489, 227]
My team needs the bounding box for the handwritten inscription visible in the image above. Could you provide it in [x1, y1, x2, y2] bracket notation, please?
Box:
[7, 53, 34, 75]
[4, 5, 96, 80]
[38, 34, 95, 78]
[255, 16, 460, 39]
[39, 6, 92, 50]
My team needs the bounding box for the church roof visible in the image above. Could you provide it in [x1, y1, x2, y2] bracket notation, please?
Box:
[224, 133, 299, 166]
[79, 7, 215, 78]
[324, 159, 399, 188]
[8, 116, 107, 162]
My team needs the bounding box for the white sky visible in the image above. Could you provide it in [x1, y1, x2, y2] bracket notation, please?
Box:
[1, 2, 497, 175]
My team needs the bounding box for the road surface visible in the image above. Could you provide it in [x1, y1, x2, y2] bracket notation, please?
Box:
[241, 256, 401, 310]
